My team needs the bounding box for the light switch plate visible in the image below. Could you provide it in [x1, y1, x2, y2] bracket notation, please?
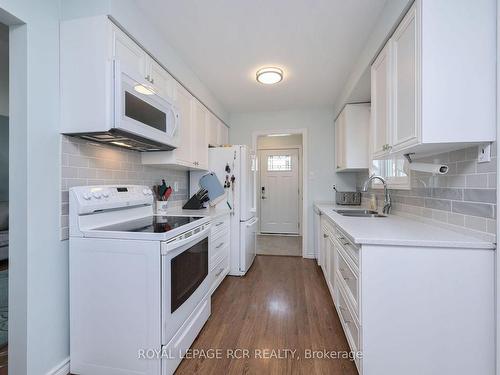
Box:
[173, 181, 179, 192]
[477, 143, 491, 163]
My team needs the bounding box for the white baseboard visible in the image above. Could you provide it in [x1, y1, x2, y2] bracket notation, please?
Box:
[303, 251, 316, 259]
[46, 357, 70, 375]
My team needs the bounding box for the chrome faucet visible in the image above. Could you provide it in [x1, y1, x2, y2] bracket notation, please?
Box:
[362, 174, 392, 215]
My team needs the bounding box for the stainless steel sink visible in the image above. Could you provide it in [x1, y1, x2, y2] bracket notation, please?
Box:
[333, 209, 387, 218]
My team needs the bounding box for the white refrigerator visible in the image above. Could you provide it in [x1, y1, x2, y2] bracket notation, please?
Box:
[190, 145, 258, 276]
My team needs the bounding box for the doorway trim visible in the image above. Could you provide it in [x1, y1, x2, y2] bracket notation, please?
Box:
[252, 129, 309, 258]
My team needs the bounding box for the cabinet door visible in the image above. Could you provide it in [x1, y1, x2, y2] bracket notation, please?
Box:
[149, 60, 175, 100]
[191, 99, 208, 169]
[207, 112, 219, 146]
[220, 123, 229, 145]
[335, 110, 346, 170]
[112, 26, 148, 78]
[325, 236, 332, 289]
[319, 227, 327, 272]
[328, 237, 336, 295]
[174, 84, 193, 165]
[391, 3, 419, 151]
[371, 42, 391, 158]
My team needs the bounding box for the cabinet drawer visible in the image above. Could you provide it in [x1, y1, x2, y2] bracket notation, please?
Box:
[334, 228, 359, 265]
[321, 216, 335, 235]
[211, 215, 230, 236]
[336, 281, 360, 354]
[210, 255, 229, 294]
[210, 240, 229, 267]
[336, 246, 359, 315]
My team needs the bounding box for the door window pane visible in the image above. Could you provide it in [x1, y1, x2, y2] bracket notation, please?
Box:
[267, 155, 291, 171]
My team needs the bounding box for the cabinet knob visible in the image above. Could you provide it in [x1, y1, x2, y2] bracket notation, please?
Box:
[323, 233, 329, 238]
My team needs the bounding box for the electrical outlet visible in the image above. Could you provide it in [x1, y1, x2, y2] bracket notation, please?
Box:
[477, 143, 491, 163]
[173, 181, 179, 192]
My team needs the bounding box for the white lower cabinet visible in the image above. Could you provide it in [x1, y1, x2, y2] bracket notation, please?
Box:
[209, 214, 230, 294]
[317, 211, 495, 375]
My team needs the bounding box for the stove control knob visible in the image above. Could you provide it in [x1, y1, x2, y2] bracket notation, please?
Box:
[143, 188, 150, 195]
[102, 191, 109, 198]
[82, 193, 91, 201]
[92, 191, 102, 199]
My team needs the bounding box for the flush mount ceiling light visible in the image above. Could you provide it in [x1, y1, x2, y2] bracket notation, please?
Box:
[256, 67, 283, 85]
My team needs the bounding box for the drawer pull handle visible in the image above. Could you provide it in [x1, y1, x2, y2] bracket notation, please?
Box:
[323, 234, 329, 238]
[216, 242, 224, 249]
[215, 268, 224, 277]
[342, 241, 350, 246]
[215, 222, 224, 227]
[343, 276, 351, 281]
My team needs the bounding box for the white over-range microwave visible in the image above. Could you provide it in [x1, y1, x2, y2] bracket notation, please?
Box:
[61, 59, 180, 152]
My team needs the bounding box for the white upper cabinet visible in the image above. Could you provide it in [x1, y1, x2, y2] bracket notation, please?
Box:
[371, 43, 391, 159]
[207, 113, 219, 146]
[191, 98, 209, 170]
[370, 0, 496, 159]
[391, 4, 418, 153]
[336, 104, 371, 172]
[173, 83, 193, 165]
[219, 123, 229, 145]
[113, 27, 148, 77]
[207, 112, 229, 147]
[148, 60, 175, 100]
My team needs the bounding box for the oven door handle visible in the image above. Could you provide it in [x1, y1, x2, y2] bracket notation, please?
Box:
[163, 225, 211, 254]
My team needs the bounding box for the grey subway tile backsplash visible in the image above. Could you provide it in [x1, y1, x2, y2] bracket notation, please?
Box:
[424, 198, 451, 211]
[463, 189, 496, 204]
[60, 135, 189, 240]
[357, 143, 497, 241]
[452, 201, 494, 219]
[431, 188, 463, 200]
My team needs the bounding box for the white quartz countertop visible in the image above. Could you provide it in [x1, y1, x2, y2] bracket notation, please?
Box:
[315, 202, 495, 250]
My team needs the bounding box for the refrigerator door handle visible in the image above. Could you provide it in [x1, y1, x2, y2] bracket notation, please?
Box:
[246, 217, 258, 227]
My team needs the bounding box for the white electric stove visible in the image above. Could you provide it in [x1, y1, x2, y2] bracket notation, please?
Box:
[69, 185, 212, 375]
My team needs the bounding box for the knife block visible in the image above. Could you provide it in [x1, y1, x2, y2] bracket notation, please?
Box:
[182, 193, 206, 210]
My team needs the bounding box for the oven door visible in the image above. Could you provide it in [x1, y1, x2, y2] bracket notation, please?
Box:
[161, 225, 210, 345]
[113, 60, 180, 149]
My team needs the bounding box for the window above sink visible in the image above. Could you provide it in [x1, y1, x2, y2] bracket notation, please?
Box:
[371, 158, 410, 190]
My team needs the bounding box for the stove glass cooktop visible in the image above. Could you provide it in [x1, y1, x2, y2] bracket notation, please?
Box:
[95, 216, 203, 233]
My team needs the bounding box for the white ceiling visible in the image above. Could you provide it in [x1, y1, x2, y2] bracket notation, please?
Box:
[136, 0, 386, 113]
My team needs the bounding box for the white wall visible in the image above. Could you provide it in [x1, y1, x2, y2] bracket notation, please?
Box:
[229, 109, 356, 256]
[0, 1, 66, 374]
[61, 0, 230, 124]
[0, 24, 7, 116]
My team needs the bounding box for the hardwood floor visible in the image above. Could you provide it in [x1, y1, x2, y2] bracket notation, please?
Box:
[176, 256, 358, 375]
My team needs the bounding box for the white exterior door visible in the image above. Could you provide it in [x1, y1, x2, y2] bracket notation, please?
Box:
[259, 149, 300, 234]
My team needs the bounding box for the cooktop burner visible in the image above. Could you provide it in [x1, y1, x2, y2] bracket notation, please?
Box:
[95, 216, 203, 234]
